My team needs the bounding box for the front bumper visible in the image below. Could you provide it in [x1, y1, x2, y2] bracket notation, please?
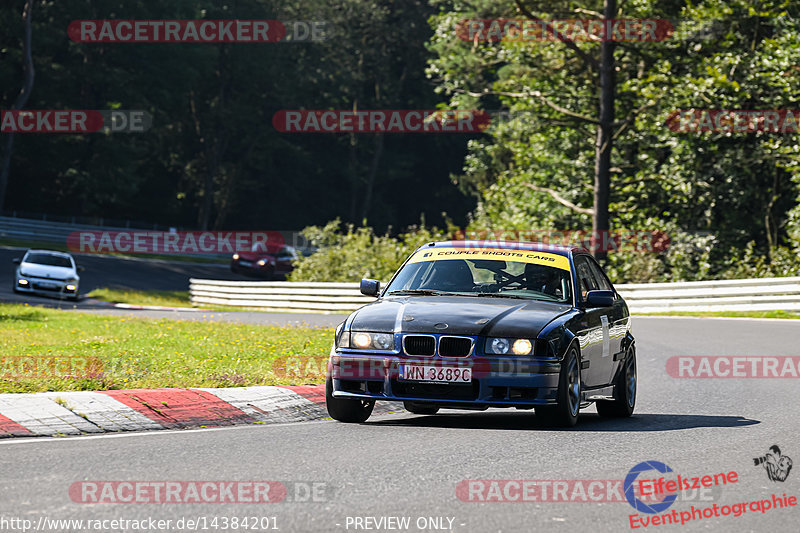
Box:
[231, 260, 274, 276]
[15, 276, 78, 298]
[329, 352, 562, 407]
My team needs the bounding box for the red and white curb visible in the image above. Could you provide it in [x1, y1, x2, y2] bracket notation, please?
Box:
[0, 385, 403, 438]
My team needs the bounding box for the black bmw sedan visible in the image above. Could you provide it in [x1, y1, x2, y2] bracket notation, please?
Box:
[326, 240, 636, 427]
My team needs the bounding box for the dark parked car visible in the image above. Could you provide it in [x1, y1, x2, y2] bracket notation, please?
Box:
[230, 245, 299, 280]
[326, 240, 636, 427]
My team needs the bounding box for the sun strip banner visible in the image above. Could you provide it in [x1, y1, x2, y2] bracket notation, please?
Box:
[406, 247, 571, 271]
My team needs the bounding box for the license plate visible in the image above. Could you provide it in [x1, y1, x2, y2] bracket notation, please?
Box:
[37, 282, 56, 289]
[399, 365, 472, 383]
[239, 260, 252, 267]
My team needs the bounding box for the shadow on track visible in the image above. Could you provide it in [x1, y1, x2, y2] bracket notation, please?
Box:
[367, 411, 759, 432]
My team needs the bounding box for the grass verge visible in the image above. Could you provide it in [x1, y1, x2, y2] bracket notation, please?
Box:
[87, 288, 193, 308]
[635, 310, 800, 319]
[0, 303, 332, 393]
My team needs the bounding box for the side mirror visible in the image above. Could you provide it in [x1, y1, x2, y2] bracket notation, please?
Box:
[12, 258, 20, 265]
[77, 266, 85, 272]
[360, 279, 380, 297]
[585, 290, 614, 308]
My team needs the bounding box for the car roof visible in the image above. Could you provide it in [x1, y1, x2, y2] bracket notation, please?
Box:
[25, 249, 74, 258]
[421, 240, 588, 257]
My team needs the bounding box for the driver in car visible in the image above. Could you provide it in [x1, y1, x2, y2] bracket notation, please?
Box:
[525, 263, 563, 299]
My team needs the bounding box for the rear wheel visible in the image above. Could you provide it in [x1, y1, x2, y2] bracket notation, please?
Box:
[596, 346, 636, 418]
[535, 346, 581, 427]
[403, 401, 439, 415]
[326, 378, 375, 423]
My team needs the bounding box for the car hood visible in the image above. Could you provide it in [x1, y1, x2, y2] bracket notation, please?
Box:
[19, 263, 76, 280]
[349, 295, 572, 338]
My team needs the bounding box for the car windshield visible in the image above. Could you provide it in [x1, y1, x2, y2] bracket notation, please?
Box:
[24, 253, 73, 268]
[385, 248, 572, 304]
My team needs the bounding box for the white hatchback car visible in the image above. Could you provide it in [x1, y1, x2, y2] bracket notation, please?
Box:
[13, 250, 83, 301]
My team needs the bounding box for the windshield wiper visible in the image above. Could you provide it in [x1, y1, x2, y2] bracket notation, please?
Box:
[386, 289, 450, 296]
[472, 292, 529, 299]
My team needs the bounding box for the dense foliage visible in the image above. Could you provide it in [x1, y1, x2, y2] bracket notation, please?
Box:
[2, 1, 800, 282]
[426, 0, 800, 281]
[288, 219, 449, 282]
[0, 0, 474, 230]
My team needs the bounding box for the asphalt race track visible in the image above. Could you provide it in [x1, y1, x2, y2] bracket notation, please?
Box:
[1, 317, 798, 532]
[0, 246, 251, 308]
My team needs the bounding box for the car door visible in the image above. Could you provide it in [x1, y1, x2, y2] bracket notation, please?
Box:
[586, 256, 628, 385]
[573, 255, 614, 388]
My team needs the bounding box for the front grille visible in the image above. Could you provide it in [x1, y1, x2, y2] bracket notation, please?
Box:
[391, 379, 479, 401]
[403, 335, 435, 356]
[25, 274, 68, 281]
[32, 283, 61, 292]
[439, 336, 472, 357]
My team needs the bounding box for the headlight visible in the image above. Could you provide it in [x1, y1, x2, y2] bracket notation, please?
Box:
[487, 338, 510, 354]
[257, 259, 266, 266]
[339, 331, 394, 351]
[233, 253, 240, 260]
[512, 339, 533, 355]
[486, 337, 533, 355]
[17, 279, 29, 286]
[66, 284, 76, 291]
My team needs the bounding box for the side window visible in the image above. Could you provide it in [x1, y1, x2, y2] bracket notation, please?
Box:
[586, 258, 613, 292]
[574, 256, 599, 300]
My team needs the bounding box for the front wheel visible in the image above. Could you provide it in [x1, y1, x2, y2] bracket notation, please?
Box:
[596, 346, 636, 418]
[326, 378, 375, 423]
[535, 346, 581, 427]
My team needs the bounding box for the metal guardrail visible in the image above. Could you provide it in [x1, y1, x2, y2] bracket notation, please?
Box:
[617, 276, 800, 312]
[0, 215, 310, 259]
[0, 215, 137, 247]
[190, 280, 375, 313]
[189, 277, 800, 314]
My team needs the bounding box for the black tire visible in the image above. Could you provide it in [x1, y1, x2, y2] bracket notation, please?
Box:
[325, 378, 375, 423]
[535, 346, 581, 427]
[596, 345, 636, 418]
[403, 401, 439, 415]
